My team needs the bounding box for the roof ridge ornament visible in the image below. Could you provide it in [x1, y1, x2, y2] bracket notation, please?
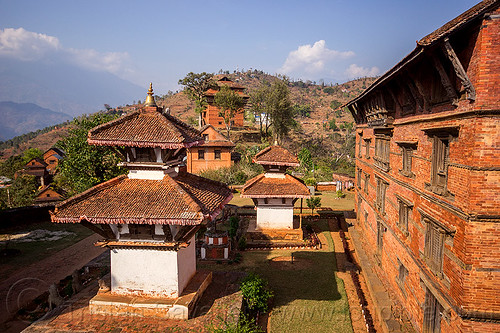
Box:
[144, 82, 157, 107]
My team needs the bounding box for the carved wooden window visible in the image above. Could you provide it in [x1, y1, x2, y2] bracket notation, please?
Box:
[198, 149, 205, 160]
[364, 139, 371, 159]
[214, 150, 221, 160]
[424, 219, 445, 275]
[398, 260, 408, 284]
[357, 168, 362, 188]
[377, 220, 384, 252]
[397, 259, 408, 293]
[398, 199, 412, 233]
[424, 128, 458, 197]
[358, 133, 363, 157]
[364, 173, 370, 194]
[202, 134, 209, 141]
[431, 137, 448, 193]
[128, 224, 155, 240]
[423, 288, 443, 333]
[397, 142, 417, 177]
[374, 131, 392, 172]
[376, 177, 388, 215]
[135, 148, 155, 162]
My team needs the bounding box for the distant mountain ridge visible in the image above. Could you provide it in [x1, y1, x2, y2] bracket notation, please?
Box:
[0, 101, 71, 141]
[0, 58, 144, 117]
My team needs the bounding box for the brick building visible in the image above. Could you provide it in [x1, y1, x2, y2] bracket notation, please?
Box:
[186, 124, 234, 174]
[345, 1, 500, 332]
[202, 75, 249, 128]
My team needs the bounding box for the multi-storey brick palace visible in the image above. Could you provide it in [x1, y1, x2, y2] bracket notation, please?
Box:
[345, 1, 500, 332]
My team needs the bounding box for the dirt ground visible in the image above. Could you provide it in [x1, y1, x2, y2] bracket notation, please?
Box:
[0, 233, 105, 333]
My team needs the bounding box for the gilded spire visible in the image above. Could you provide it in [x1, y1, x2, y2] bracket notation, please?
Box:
[144, 82, 157, 107]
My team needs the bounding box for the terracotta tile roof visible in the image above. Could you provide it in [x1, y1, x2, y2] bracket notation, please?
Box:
[253, 146, 300, 167]
[51, 173, 232, 225]
[241, 174, 311, 198]
[88, 110, 203, 149]
[418, 0, 499, 46]
[198, 124, 235, 147]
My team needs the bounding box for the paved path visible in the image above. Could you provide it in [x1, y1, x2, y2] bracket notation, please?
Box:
[0, 233, 105, 332]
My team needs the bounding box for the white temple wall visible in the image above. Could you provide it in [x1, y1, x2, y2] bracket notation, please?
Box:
[111, 248, 181, 297]
[256, 198, 294, 229]
[177, 235, 196, 294]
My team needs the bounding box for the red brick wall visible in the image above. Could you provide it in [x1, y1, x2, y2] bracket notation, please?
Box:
[353, 11, 500, 333]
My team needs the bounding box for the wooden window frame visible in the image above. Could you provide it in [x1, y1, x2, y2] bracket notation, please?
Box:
[423, 127, 458, 197]
[364, 173, 370, 194]
[423, 288, 443, 333]
[214, 149, 221, 160]
[375, 177, 388, 215]
[423, 218, 445, 276]
[364, 138, 371, 159]
[396, 195, 413, 235]
[374, 129, 392, 172]
[397, 259, 408, 295]
[198, 149, 205, 160]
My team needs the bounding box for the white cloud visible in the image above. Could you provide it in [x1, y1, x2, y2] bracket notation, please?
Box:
[279, 40, 354, 76]
[0, 27, 134, 78]
[344, 64, 380, 79]
[0, 27, 60, 61]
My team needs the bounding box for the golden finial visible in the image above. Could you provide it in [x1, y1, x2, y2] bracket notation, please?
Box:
[145, 82, 157, 107]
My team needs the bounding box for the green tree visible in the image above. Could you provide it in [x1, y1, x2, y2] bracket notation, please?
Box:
[21, 148, 44, 164]
[249, 85, 269, 138]
[214, 85, 245, 139]
[306, 196, 322, 215]
[298, 147, 313, 171]
[55, 113, 126, 196]
[9, 174, 37, 207]
[267, 79, 295, 144]
[0, 155, 24, 179]
[178, 72, 217, 127]
[330, 99, 342, 110]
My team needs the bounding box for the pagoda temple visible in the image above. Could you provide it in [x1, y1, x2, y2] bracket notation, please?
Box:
[241, 145, 310, 238]
[51, 84, 232, 319]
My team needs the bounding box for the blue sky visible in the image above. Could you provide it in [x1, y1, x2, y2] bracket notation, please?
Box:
[0, 0, 480, 93]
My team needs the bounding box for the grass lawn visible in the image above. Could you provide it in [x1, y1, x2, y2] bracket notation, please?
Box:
[199, 218, 353, 333]
[0, 221, 94, 279]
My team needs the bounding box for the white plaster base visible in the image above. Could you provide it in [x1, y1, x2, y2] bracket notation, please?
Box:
[110, 236, 196, 298]
[256, 203, 294, 230]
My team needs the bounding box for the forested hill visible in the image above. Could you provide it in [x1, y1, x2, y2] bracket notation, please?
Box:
[0, 71, 376, 160]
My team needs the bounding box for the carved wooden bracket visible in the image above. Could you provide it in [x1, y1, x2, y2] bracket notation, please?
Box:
[442, 38, 476, 101]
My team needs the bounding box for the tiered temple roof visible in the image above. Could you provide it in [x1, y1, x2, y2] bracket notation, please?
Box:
[51, 173, 231, 225]
[253, 145, 300, 167]
[241, 173, 310, 198]
[241, 145, 309, 199]
[88, 110, 203, 149]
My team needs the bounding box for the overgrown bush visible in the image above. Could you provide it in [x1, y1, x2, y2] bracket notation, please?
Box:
[228, 216, 239, 238]
[238, 236, 247, 251]
[240, 273, 273, 313]
[211, 314, 262, 333]
[336, 190, 346, 198]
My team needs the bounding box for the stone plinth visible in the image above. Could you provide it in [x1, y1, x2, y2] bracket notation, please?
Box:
[89, 270, 212, 320]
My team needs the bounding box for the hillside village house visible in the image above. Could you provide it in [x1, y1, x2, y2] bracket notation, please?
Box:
[186, 124, 234, 174]
[241, 145, 310, 240]
[51, 84, 232, 319]
[346, 1, 500, 332]
[43, 147, 64, 175]
[22, 157, 49, 186]
[202, 74, 249, 128]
